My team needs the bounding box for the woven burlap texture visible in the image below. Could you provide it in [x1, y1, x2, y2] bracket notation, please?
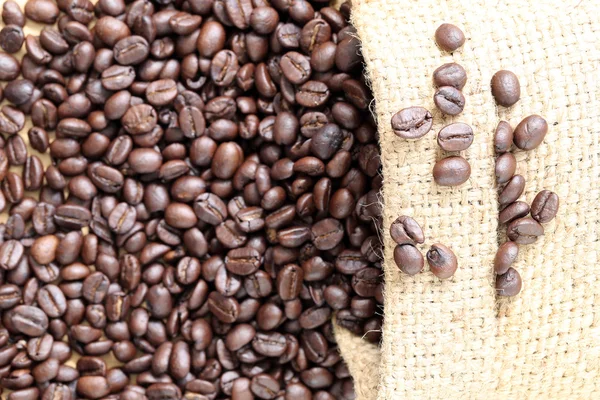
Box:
[334, 0, 600, 399]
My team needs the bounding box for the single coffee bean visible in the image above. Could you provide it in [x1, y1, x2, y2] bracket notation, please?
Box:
[530, 190, 559, 223]
[3, 1, 25, 27]
[513, 115, 548, 150]
[491, 70, 520, 107]
[498, 175, 525, 206]
[0, 25, 24, 53]
[251, 373, 280, 399]
[393, 244, 424, 275]
[426, 243, 458, 279]
[494, 241, 519, 275]
[76, 375, 111, 399]
[507, 217, 544, 245]
[391, 106, 433, 139]
[495, 152, 517, 184]
[498, 201, 531, 225]
[432, 62, 467, 89]
[436, 122, 474, 151]
[114, 36, 149, 65]
[435, 23, 465, 52]
[434, 86, 465, 115]
[494, 120, 513, 153]
[495, 267, 522, 296]
[389, 215, 424, 245]
[24, 0, 60, 24]
[433, 156, 471, 186]
[11, 305, 49, 337]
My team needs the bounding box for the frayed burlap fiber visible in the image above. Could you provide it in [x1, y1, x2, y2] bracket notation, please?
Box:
[334, 0, 600, 399]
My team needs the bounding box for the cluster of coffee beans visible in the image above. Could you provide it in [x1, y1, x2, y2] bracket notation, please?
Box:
[0, 0, 385, 398]
[389, 215, 457, 279]
[493, 116, 557, 296]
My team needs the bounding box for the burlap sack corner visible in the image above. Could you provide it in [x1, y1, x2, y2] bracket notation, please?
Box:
[335, 0, 600, 399]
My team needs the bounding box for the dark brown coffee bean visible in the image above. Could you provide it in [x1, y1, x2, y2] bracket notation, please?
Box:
[0, 106, 25, 135]
[435, 23, 465, 52]
[495, 267, 522, 296]
[498, 201, 531, 225]
[122, 104, 157, 135]
[393, 244, 423, 275]
[252, 331, 286, 357]
[101, 65, 135, 91]
[211, 50, 239, 87]
[3, 1, 25, 27]
[433, 62, 467, 89]
[25, 0, 59, 24]
[494, 241, 519, 275]
[426, 243, 458, 279]
[513, 115, 548, 150]
[310, 218, 343, 250]
[498, 175, 525, 206]
[389, 215, 424, 245]
[7, 134, 27, 166]
[77, 375, 111, 399]
[335, 36, 361, 72]
[494, 120, 513, 153]
[0, 25, 24, 53]
[114, 36, 149, 65]
[434, 86, 465, 115]
[11, 305, 49, 336]
[82, 272, 110, 303]
[0, 53, 20, 81]
[495, 152, 517, 184]
[207, 291, 240, 323]
[530, 190, 559, 223]
[280, 51, 311, 84]
[507, 217, 544, 245]
[251, 373, 280, 399]
[433, 156, 471, 186]
[437, 123, 473, 151]
[296, 80, 330, 108]
[391, 106, 433, 139]
[491, 70, 520, 107]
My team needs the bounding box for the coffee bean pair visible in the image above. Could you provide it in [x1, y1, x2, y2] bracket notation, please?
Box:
[390, 216, 458, 279]
[493, 118, 557, 296]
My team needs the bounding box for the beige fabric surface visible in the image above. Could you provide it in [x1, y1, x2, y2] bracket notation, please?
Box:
[335, 0, 600, 399]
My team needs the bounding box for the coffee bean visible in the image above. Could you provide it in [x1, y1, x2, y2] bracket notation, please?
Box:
[498, 175, 525, 206]
[495, 152, 517, 184]
[393, 244, 423, 275]
[0, 106, 25, 135]
[494, 241, 519, 275]
[11, 305, 49, 337]
[434, 86, 465, 115]
[495, 267, 522, 296]
[507, 217, 544, 245]
[114, 36, 149, 65]
[513, 115, 548, 150]
[494, 120, 513, 153]
[530, 190, 559, 223]
[498, 201, 530, 225]
[77, 375, 111, 399]
[433, 156, 471, 186]
[281, 51, 311, 84]
[390, 216, 425, 245]
[25, 0, 59, 24]
[0, 25, 24, 53]
[391, 106, 433, 139]
[3, 1, 25, 27]
[491, 70, 520, 107]
[434, 23, 465, 52]
[433, 62, 467, 89]
[251, 373, 280, 399]
[437, 122, 474, 151]
[426, 243, 458, 279]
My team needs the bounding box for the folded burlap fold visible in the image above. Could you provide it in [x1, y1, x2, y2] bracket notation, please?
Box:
[335, 1, 600, 398]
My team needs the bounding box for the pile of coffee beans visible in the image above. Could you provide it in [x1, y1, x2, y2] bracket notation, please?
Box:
[493, 116, 557, 296]
[390, 215, 457, 279]
[0, 0, 385, 398]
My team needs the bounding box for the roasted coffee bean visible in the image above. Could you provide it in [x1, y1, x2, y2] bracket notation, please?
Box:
[390, 216, 424, 245]
[513, 115, 548, 150]
[495, 152, 517, 184]
[0, 25, 24, 53]
[0, 106, 25, 135]
[251, 373, 280, 399]
[494, 241, 519, 275]
[494, 120, 513, 154]
[435, 23, 465, 52]
[491, 70, 520, 107]
[507, 217, 544, 245]
[433, 156, 471, 186]
[11, 305, 49, 337]
[530, 190, 559, 223]
[434, 86, 465, 115]
[3, 1, 25, 27]
[25, 0, 59, 24]
[426, 243, 458, 279]
[498, 175, 525, 206]
[391, 106, 433, 139]
[114, 36, 149, 65]
[498, 201, 531, 225]
[495, 267, 522, 296]
[393, 244, 423, 275]
[436, 122, 473, 151]
[433, 62, 467, 89]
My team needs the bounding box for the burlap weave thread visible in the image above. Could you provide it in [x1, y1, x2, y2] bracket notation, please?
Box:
[335, 0, 600, 398]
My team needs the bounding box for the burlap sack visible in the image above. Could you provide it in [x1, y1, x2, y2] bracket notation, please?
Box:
[335, 0, 600, 399]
